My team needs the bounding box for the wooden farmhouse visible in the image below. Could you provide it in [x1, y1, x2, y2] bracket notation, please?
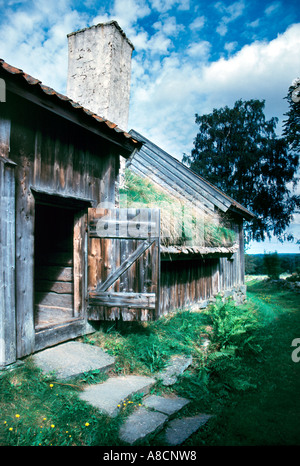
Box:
[0, 21, 254, 368]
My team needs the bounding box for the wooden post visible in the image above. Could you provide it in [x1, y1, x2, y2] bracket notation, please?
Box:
[0, 155, 16, 366]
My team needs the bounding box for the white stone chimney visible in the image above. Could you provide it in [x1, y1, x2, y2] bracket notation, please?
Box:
[67, 21, 134, 131]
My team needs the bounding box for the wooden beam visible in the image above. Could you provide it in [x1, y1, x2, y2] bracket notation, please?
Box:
[89, 292, 156, 309]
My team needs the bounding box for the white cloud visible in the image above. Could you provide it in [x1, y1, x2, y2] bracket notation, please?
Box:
[186, 40, 211, 59]
[216, 22, 227, 36]
[189, 15, 205, 31]
[224, 41, 238, 53]
[1, 1, 299, 164]
[214, 0, 245, 22]
[112, 0, 151, 29]
[265, 1, 281, 16]
[215, 0, 246, 36]
[0, 1, 85, 92]
[153, 16, 185, 36]
[129, 23, 300, 158]
[150, 0, 190, 13]
[248, 18, 260, 28]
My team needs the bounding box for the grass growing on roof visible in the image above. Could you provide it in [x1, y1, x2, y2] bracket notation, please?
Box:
[120, 169, 236, 247]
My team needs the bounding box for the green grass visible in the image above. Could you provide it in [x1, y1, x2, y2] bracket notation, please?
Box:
[120, 169, 236, 247]
[1, 278, 299, 446]
[188, 278, 300, 446]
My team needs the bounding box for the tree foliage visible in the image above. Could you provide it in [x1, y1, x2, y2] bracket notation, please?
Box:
[183, 99, 299, 243]
[283, 78, 300, 155]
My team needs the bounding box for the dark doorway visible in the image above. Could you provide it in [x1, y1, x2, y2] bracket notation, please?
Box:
[34, 204, 76, 330]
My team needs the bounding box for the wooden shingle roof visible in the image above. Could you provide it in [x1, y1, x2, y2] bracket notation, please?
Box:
[128, 129, 254, 220]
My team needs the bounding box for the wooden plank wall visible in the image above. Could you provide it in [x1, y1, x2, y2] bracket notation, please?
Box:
[5, 92, 119, 359]
[159, 215, 245, 315]
[160, 250, 243, 315]
[160, 228, 244, 315]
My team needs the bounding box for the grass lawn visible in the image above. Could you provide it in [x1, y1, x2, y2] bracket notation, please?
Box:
[0, 278, 299, 446]
[192, 278, 300, 446]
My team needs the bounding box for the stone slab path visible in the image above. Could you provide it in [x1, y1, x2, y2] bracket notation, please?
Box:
[143, 394, 190, 415]
[32, 341, 115, 380]
[157, 355, 193, 386]
[119, 407, 168, 444]
[32, 341, 212, 445]
[164, 414, 213, 445]
[79, 375, 156, 417]
[118, 394, 212, 445]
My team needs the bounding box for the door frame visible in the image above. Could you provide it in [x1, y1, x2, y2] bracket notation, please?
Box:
[31, 188, 95, 352]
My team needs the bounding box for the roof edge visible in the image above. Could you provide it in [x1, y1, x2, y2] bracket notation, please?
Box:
[0, 58, 140, 154]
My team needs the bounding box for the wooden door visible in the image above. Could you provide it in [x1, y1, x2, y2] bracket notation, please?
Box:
[87, 208, 160, 321]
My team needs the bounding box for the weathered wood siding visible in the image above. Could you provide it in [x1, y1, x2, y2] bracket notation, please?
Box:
[87, 208, 160, 322]
[4, 91, 119, 359]
[160, 218, 245, 315]
[0, 155, 16, 366]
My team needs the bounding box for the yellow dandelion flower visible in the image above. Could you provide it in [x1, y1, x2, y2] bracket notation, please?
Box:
[49, 384, 53, 388]
[50, 424, 55, 428]
[9, 427, 13, 431]
[15, 414, 20, 418]
[85, 422, 90, 427]
[43, 418, 47, 421]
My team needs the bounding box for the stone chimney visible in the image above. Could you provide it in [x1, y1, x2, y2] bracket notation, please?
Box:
[67, 21, 134, 131]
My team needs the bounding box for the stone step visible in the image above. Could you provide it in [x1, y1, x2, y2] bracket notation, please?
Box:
[119, 407, 168, 444]
[143, 394, 190, 416]
[31, 341, 115, 380]
[119, 394, 190, 444]
[79, 375, 156, 417]
[164, 414, 213, 445]
[157, 355, 193, 386]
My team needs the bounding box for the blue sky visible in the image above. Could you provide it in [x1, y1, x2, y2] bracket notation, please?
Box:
[0, 0, 299, 253]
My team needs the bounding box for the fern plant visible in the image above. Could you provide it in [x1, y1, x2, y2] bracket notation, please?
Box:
[204, 296, 262, 353]
[202, 297, 262, 392]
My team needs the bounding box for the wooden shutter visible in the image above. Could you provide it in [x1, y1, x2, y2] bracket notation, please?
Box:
[87, 208, 160, 321]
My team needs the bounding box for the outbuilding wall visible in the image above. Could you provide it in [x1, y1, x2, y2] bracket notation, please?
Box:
[1, 90, 120, 362]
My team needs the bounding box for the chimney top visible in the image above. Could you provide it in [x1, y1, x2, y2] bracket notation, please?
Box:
[67, 21, 135, 51]
[67, 20, 134, 131]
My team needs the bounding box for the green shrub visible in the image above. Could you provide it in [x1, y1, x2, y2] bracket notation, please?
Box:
[201, 297, 262, 393]
[204, 297, 261, 353]
[263, 252, 282, 280]
[286, 268, 300, 282]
